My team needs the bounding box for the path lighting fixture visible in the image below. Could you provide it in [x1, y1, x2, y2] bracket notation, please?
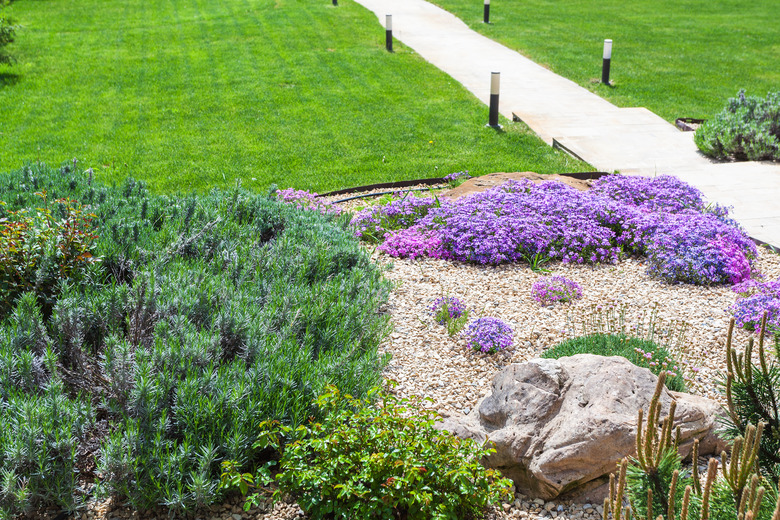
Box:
[602, 39, 612, 84]
[487, 72, 501, 129]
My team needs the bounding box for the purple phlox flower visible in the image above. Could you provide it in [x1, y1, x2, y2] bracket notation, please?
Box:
[463, 317, 513, 354]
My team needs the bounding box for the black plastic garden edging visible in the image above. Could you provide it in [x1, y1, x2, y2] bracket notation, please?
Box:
[675, 118, 705, 132]
[318, 171, 611, 199]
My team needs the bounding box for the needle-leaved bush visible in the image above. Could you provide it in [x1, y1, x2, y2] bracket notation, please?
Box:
[0, 162, 391, 516]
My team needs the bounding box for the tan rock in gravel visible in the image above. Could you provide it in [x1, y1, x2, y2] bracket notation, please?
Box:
[438, 354, 727, 501]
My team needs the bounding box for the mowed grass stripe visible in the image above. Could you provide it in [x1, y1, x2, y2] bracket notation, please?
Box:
[0, 0, 586, 194]
[430, 0, 780, 122]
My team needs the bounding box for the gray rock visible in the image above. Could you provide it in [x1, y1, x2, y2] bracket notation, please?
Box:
[438, 354, 727, 500]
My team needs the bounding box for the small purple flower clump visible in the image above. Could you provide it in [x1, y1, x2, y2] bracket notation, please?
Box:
[443, 171, 472, 184]
[275, 188, 340, 215]
[429, 296, 466, 325]
[463, 317, 513, 354]
[420, 180, 621, 265]
[350, 196, 440, 243]
[531, 275, 583, 305]
[730, 280, 780, 335]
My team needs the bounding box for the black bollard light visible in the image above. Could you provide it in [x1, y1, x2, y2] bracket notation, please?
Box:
[483, 0, 490, 23]
[386, 15, 393, 52]
[333, 0, 337, 5]
[601, 39, 612, 85]
[487, 72, 501, 128]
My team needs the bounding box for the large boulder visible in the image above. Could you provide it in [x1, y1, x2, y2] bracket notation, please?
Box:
[438, 354, 726, 501]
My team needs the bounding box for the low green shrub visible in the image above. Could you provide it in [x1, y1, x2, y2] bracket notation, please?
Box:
[695, 90, 780, 161]
[222, 386, 512, 520]
[0, 162, 391, 515]
[542, 334, 687, 392]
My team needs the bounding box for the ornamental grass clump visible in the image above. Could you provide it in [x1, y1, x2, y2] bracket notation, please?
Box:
[531, 275, 582, 305]
[464, 317, 513, 354]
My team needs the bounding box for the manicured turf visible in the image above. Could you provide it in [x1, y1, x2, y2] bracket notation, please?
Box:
[430, 0, 780, 122]
[0, 0, 586, 194]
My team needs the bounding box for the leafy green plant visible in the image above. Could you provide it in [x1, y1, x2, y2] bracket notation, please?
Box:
[695, 90, 780, 161]
[227, 385, 512, 520]
[0, 2, 15, 66]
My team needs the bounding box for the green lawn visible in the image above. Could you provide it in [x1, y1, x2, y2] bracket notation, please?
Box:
[431, 0, 780, 122]
[0, 0, 586, 194]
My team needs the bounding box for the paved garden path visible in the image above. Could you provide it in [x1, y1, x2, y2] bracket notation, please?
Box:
[352, 0, 780, 248]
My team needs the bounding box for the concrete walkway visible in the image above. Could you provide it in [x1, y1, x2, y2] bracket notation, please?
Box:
[353, 0, 780, 248]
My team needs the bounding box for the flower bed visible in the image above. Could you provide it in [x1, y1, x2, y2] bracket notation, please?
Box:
[352, 175, 758, 286]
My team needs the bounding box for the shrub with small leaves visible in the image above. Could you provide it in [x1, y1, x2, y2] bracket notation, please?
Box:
[463, 317, 513, 354]
[0, 193, 99, 318]
[0, 2, 15, 66]
[695, 89, 780, 161]
[531, 275, 582, 305]
[226, 385, 512, 520]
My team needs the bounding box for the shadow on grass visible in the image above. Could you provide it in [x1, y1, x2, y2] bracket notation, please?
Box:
[0, 72, 20, 88]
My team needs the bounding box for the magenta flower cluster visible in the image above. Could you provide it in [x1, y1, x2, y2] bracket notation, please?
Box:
[352, 175, 757, 286]
[531, 275, 583, 306]
[463, 317, 513, 354]
[730, 280, 780, 335]
[429, 296, 466, 324]
[275, 188, 341, 215]
[378, 225, 444, 260]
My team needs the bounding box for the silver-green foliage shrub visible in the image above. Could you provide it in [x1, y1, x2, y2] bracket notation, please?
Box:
[695, 90, 780, 161]
[0, 162, 391, 515]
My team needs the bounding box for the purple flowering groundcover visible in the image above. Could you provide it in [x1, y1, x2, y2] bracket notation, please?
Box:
[351, 175, 758, 287]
